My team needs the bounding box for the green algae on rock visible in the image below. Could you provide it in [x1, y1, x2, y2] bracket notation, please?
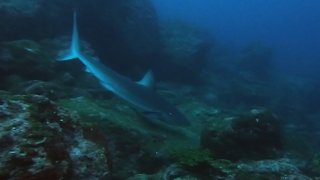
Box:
[0, 93, 109, 179]
[57, 95, 204, 178]
[0, 40, 57, 85]
[171, 148, 213, 168]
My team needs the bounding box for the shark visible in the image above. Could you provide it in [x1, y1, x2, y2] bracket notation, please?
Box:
[59, 12, 190, 126]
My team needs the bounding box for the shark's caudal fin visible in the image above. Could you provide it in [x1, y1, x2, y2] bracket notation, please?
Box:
[58, 11, 81, 61]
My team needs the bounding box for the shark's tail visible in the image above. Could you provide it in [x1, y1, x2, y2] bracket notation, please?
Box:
[58, 11, 82, 61]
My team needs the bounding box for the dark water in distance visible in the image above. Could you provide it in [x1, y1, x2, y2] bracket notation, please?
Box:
[151, 0, 320, 79]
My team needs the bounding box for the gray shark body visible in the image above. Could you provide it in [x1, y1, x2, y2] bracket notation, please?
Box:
[59, 12, 190, 126]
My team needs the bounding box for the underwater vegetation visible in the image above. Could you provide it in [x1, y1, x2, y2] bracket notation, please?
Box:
[0, 0, 319, 179]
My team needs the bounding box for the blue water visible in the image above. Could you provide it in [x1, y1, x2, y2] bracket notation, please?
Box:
[151, 0, 320, 79]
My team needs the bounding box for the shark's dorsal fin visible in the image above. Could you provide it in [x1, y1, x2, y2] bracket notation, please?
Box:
[137, 70, 154, 89]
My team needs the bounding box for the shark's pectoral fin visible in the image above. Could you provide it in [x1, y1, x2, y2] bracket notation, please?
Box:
[137, 70, 154, 89]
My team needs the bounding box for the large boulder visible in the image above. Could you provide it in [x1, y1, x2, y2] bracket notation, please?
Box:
[0, 0, 160, 76]
[237, 42, 274, 81]
[76, 0, 161, 75]
[156, 21, 214, 83]
[201, 110, 283, 160]
[0, 0, 73, 40]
